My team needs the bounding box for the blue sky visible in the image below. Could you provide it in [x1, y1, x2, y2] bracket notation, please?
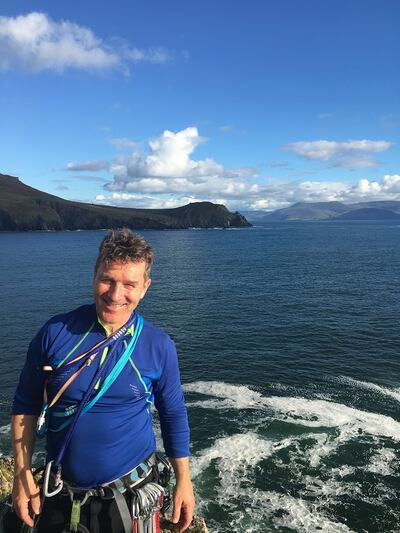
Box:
[1, 0, 399, 211]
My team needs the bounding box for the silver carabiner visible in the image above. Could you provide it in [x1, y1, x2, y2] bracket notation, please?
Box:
[42, 461, 64, 498]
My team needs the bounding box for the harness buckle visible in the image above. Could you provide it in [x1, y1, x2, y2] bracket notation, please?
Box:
[43, 461, 64, 497]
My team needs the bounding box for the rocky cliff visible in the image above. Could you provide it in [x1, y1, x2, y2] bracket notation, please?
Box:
[0, 173, 251, 231]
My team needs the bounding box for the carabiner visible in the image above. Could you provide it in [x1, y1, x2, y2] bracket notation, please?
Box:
[43, 461, 64, 498]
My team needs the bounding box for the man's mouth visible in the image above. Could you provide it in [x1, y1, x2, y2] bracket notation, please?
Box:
[103, 300, 127, 310]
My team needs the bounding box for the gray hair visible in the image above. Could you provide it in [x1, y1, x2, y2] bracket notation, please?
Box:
[95, 228, 154, 279]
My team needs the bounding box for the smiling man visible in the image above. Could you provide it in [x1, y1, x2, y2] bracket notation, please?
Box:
[10, 228, 194, 533]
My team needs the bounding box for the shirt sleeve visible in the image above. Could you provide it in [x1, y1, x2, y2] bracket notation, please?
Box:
[153, 337, 190, 458]
[12, 325, 47, 416]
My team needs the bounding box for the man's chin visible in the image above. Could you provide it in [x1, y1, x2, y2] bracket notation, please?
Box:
[98, 307, 131, 328]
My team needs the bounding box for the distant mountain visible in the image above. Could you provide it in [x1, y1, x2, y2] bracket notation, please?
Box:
[337, 207, 400, 220]
[240, 210, 270, 222]
[262, 201, 400, 221]
[0, 174, 251, 231]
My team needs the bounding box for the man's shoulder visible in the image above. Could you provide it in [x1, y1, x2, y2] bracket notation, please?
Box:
[41, 304, 96, 338]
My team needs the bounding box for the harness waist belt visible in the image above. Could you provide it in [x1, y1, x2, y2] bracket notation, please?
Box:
[102, 453, 156, 493]
[59, 453, 157, 499]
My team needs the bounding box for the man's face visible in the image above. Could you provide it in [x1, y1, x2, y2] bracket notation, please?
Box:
[93, 260, 151, 331]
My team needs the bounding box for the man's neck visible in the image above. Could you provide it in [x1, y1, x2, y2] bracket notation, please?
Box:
[97, 316, 120, 336]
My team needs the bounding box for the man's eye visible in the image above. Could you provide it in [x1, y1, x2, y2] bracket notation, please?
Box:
[125, 284, 136, 289]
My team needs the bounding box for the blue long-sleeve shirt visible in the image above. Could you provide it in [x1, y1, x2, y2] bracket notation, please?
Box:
[12, 304, 190, 488]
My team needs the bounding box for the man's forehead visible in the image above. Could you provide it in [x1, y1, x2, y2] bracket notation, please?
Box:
[98, 259, 147, 275]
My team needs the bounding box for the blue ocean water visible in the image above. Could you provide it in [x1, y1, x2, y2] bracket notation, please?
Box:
[0, 222, 399, 532]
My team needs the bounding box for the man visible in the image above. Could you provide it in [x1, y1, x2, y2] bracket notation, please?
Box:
[11, 228, 195, 532]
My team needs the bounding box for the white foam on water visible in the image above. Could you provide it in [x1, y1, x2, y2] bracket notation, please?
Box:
[185, 381, 265, 410]
[329, 465, 357, 478]
[185, 381, 400, 443]
[32, 450, 46, 465]
[268, 382, 291, 392]
[266, 491, 355, 533]
[186, 381, 400, 531]
[232, 489, 355, 533]
[265, 396, 400, 442]
[191, 432, 355, 533]
[0, 423, 10, 435]
[305, 433, 338, 467]
[335, 375, 400, 403]
[191, 432, 274, 530]
[191, 432, 279, 479]
[301, 473, 361, 499]
[366, 448, 398, 476]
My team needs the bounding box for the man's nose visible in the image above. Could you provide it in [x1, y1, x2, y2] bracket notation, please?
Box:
[108, 282, 123, 300]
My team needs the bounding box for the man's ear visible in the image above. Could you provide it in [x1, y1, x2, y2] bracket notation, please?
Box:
[141, 277, 151, 299]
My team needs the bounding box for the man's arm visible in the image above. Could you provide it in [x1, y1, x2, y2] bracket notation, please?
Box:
[11, 414, 41, 528]
[169, 457, 195, 532]
[152, 336, 194, 531]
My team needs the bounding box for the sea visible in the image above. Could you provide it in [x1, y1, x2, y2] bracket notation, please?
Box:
[0, 222, 399, 533]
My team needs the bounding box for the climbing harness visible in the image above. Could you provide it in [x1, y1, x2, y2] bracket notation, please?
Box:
[40, 452, 172, 533]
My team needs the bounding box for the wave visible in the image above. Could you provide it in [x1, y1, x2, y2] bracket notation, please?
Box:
[191, 432, 290, 478]
[184, 381, 400, 443]
[334, 375, 400, 403]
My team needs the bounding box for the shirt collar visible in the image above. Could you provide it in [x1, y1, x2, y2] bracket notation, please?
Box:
[96, 311, 136, 337]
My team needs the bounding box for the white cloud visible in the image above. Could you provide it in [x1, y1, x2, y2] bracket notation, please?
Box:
[66, 160, 109, 171]
[95, 192, 205, 209]
[351, 174, 400, 198]
[0, 12, 171, 73]
[333, 156, 379, 169]
[283, 139, 392, 169]
[108, 137, 141, 150]
[124, 47, 170, 64]
[103, 127, 258, 199]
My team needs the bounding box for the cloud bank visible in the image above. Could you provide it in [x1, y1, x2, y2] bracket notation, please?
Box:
[94, 174, 400, 212]
[65, 127, 399, 211]
[284, 140, 392, 169]
[248, 175, 400, 211]
[0, 12, 170, 73]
